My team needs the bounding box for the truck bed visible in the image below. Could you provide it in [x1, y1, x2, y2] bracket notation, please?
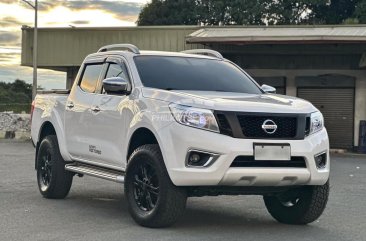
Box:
[37, 89, 70, 95]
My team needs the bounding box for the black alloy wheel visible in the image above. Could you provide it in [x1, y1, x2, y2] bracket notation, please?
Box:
[36, 135, 73, 199]
[38, 148, 53, 192]
[132, 162, 159, 211]
[125, 144, 187, 228]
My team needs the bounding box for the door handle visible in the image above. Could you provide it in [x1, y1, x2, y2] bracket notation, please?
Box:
[66, 102, 74, 109]
[91, 106, 101, 113]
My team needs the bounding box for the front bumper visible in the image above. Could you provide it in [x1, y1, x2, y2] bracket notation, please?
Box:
[158, 122, 330, 187]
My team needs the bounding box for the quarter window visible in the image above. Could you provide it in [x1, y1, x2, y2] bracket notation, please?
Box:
[105, 63, 129, 80]
[79, 64, 103, 93]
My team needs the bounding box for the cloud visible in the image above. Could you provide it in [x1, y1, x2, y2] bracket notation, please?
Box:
[0, 48, 21, 66]
[0, 53, 15, 62]
[0, 32, 20, 45]
[0, 16, 29, 28]
[70, 20, 90, 25]
[0, 0, 147, 88]
[37, 0, 143, 17]
[0, 0, 15, 3]
[69, 1, 142, 16]
[0, 65, 66, 89]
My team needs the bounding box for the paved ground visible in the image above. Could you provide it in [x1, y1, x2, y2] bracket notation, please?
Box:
[0, 141, 365, 241]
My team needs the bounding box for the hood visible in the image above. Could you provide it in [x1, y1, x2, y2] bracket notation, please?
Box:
[141, 88, 317, 114]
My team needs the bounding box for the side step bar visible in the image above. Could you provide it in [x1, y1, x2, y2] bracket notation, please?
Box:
[65, 163, 125, 183]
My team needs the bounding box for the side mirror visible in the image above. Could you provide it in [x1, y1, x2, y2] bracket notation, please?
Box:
[261, 84, 276, 94]
[102, 77, 129, 95]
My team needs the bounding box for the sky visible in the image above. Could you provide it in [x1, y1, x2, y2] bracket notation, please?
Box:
[0, 0, 148, 89]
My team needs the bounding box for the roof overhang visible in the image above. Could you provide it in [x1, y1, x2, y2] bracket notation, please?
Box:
[186, 25, 366, 45]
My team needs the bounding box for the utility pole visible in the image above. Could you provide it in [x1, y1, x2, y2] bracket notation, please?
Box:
[21, 0, 37, 100]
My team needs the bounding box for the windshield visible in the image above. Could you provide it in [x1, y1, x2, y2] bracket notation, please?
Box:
[134, 56, 262, 94]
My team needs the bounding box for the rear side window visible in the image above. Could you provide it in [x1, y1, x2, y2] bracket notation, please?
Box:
[79, 64, 103, 93]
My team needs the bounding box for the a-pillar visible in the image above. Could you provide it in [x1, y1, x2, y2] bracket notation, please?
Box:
[66, 67, 79, 89]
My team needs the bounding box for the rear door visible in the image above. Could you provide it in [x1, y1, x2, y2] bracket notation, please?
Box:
[86, 56, 133, 169]
[65, 58, 106, 160]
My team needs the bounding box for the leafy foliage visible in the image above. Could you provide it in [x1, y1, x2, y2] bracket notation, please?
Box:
[137, 0, 199, 25]
[138, 0, 269, 25]
[311, 0, 360, 24]
[0, 80, 32, 113]
[196, 0, 269, 25]
[137, 0, 366, 25]
[353, 0, 366, 23]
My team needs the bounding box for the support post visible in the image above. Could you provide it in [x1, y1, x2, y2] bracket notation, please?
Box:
[32, 0, 38, 100]
[21, 0, 37, 100]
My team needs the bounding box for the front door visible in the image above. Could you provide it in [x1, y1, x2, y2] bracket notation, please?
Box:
[87, 57, 133, 170]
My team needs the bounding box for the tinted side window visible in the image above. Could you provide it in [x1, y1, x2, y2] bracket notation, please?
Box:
[105, 63, 129, 80]
[79, 64, 103, 93]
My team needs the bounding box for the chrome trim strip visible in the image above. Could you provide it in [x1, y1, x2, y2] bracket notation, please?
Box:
[314, 150, 328, 169]
[185, 149, 221, 168]
[181, 49, 223, 59]
[70, 155, 125, 172]
[65, 164, 125, 183]
[97, 44, 140, 54]
[314, 150, 327, 157]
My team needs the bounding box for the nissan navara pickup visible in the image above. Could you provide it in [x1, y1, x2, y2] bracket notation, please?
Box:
[31, 44, 330, 228]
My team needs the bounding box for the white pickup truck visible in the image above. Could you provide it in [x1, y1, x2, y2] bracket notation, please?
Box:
[31, 44, 330, 228]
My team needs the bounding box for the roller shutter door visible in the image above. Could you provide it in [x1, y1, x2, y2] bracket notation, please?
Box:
[272, 86, 285, 95]
[298, 88, 354, 149]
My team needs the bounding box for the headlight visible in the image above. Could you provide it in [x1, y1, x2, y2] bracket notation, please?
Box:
[169, 104, 219, 132]
[309, 111, 324, 135]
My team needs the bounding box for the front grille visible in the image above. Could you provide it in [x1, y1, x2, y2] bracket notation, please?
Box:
[305, 116, 311, 136]
[231, 156, 306, 168]
[237, 115, 297, 138]
[216, 114, 233, 136]
[214, 111, 308, 140]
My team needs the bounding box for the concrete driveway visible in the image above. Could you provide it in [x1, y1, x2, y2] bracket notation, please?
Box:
[0, 141, 365, 241]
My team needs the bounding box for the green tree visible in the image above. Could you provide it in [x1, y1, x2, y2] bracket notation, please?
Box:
[263, 0, 328, 25]
[0, 80, 32, 113]
[137, 0, 199, 25]
[137, 0, 269, 25]
[137, 0, 364, 26]
[197, 0, 268, 25]
[311, 0, 360, 24]
[353, 0, 366, 23]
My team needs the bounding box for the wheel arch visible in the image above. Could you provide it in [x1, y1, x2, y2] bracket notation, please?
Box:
[127, 127, 159, 162]
[35, 121, 57, 169]
[38, 121, 56, 141]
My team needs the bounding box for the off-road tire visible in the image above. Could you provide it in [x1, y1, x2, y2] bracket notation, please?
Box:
[125, 144, 187, 228]
[263, 181, 329, 224]
[36, 135, 73, 199]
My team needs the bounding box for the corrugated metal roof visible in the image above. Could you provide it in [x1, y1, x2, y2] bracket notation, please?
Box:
[186, 25, 366, 44]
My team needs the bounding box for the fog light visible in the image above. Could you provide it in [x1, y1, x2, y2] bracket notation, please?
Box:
[314, 152, 327, 169]
[189, 153, 201, 164]
[186, 150, 219, 167]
